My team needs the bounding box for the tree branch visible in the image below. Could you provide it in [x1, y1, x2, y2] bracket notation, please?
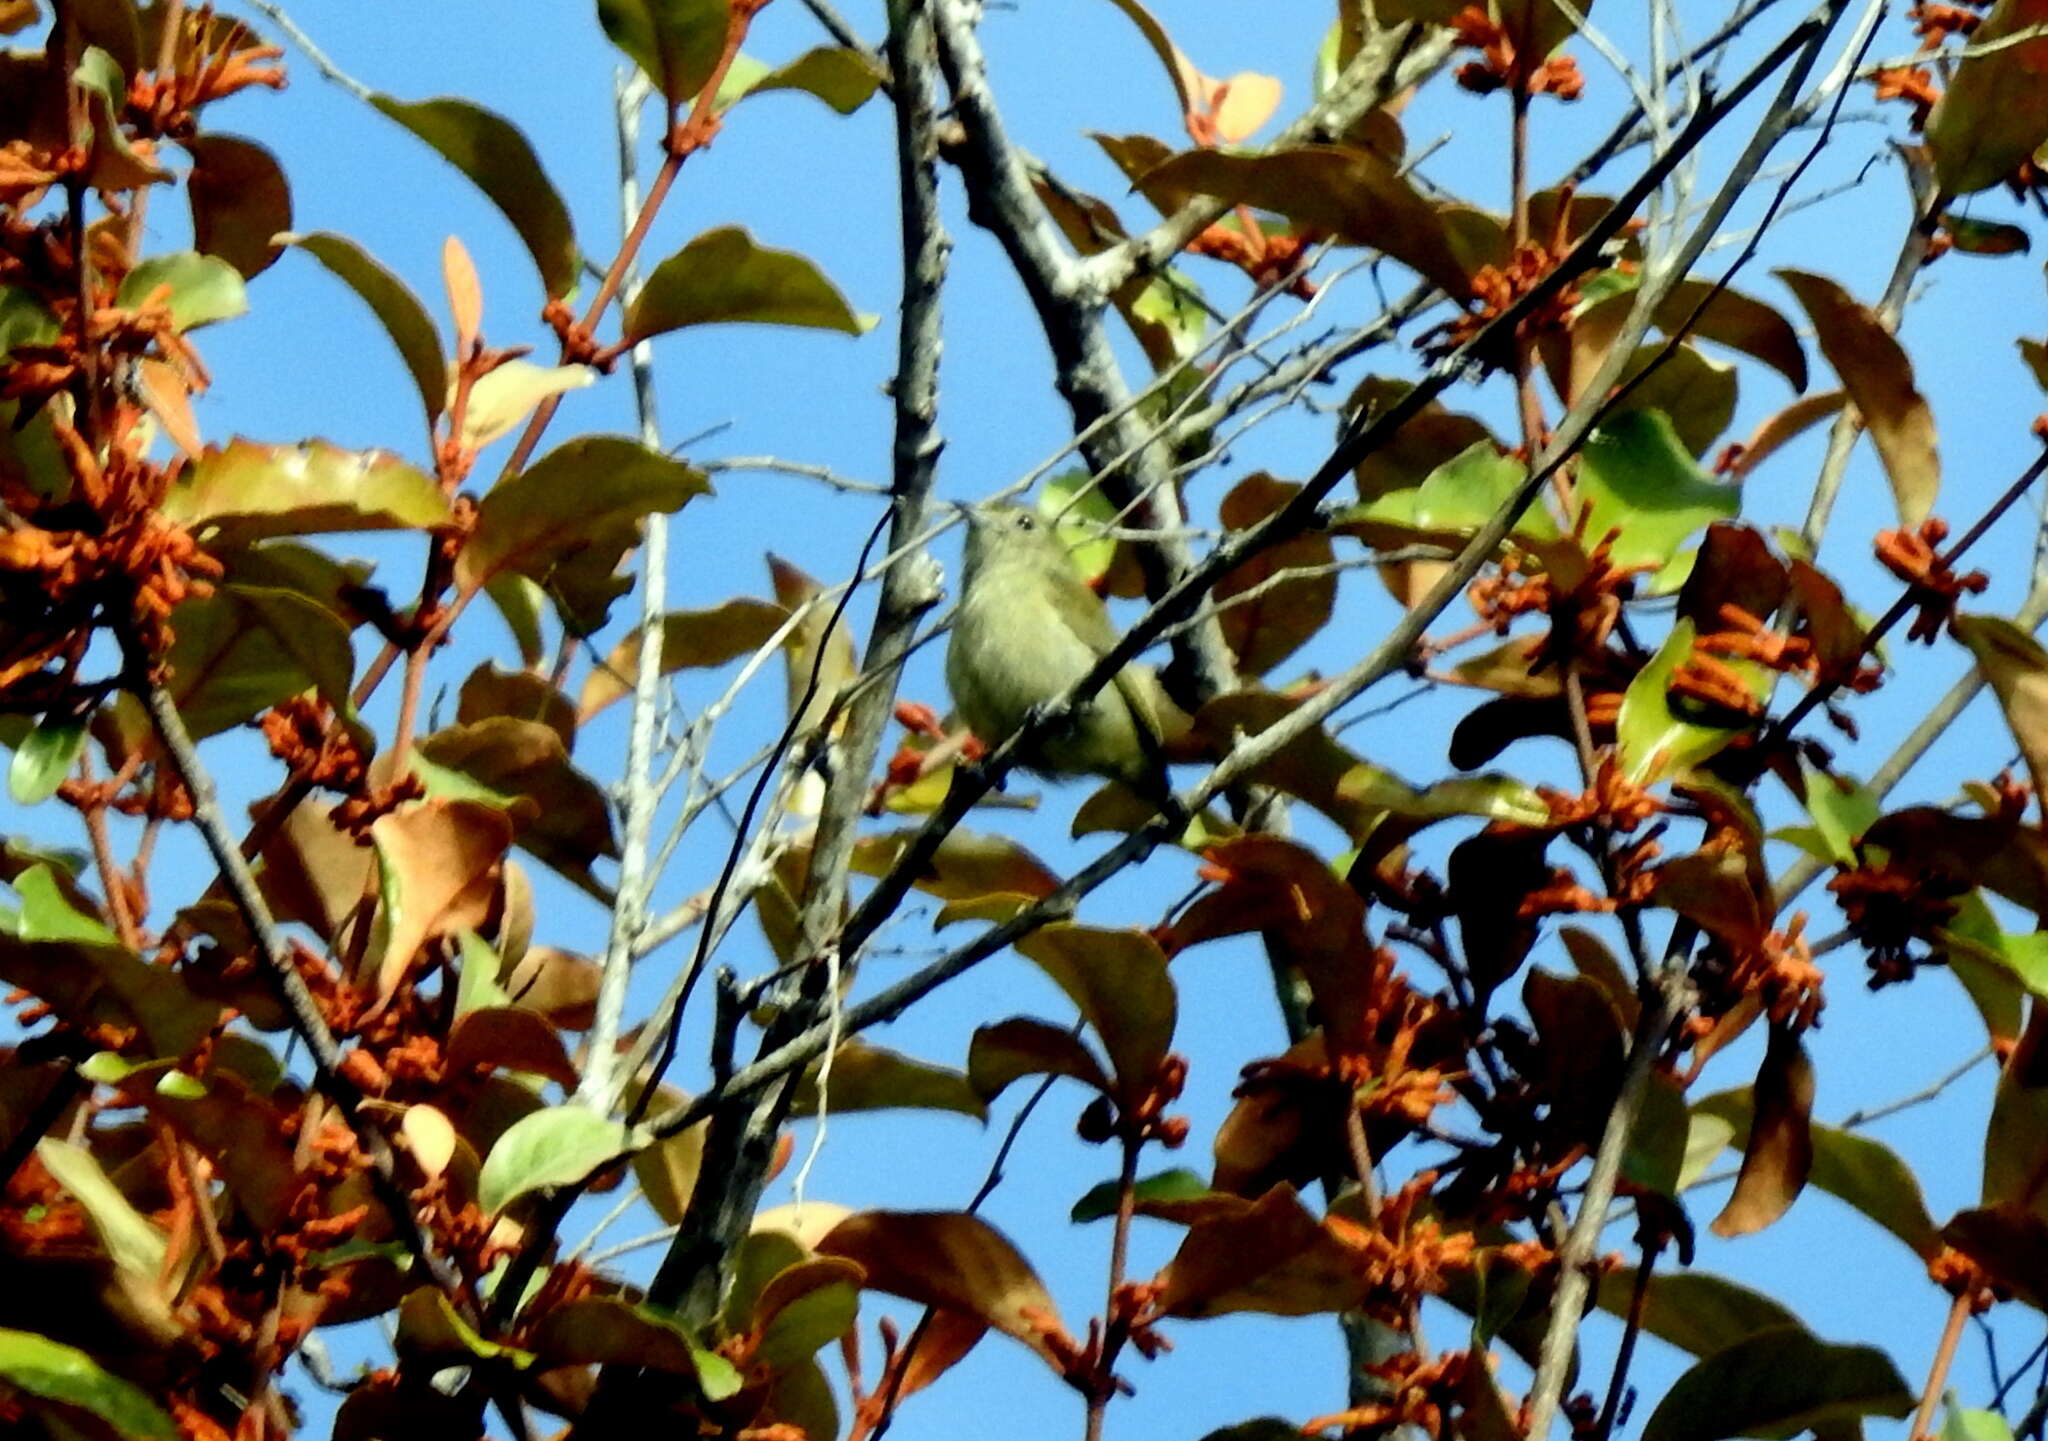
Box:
[645, 0, 952, 1323]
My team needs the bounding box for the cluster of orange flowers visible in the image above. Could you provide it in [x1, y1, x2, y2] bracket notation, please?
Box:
[1875, 517, 1990, 644]
[1449, 6, 1585, 100]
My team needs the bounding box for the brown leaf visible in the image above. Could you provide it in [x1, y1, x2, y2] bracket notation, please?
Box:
[369, 799, 514, 1001]
[1137, 145, 1483, 297]
[445, 1006, 579, 1089]
[1649, 848, 1768, 954]
[1451, 829, 1554, 1005]
[893, 1307, 989, 1402]
[1724, 390, 1847, 483]
[503, 944, 600, 1029]
[1014, 925, 1176, 1100]
[1954, 616, 2048, 802]
[769, 555, 858, 747]
[817, 1211, 1075, 1369]
[1776, 270, 1938, 526]
[1863, 807, 2048, 917]
[578, 597, 790, 720]
[1676, 523, 1787, 636]
[458, 664, 576, 752]
[1213, 473, 1336, 675]
[1167, 834, 1378, 1052]
[1710, 1027, 1814, 1238]
[966, 1017, 1112, 1101]
[1523, 969, 1627, 1146]
[257, 801, 376, 943]
[1942, 1204, 2048, 1312]
[1211, 1033, 1349, 1198]
[1154, 1184, 1368, 1318]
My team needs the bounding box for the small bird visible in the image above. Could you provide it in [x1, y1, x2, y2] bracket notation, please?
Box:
[945, 501, 1177, 801]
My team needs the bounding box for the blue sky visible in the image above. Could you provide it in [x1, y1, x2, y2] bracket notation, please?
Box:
[23, 0, 2048, 1436]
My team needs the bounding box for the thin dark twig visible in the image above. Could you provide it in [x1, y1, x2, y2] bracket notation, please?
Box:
[0, 1059, 84, 1188]
[625, 505, 896, 1129]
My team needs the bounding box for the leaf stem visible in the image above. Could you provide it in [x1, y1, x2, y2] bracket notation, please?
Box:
[1910, 1292, 1972, 1441]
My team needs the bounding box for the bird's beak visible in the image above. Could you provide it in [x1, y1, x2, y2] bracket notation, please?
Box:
[948, 500, 979, 528]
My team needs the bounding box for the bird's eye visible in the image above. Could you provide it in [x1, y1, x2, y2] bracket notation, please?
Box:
[1017, 515, 1036, 530]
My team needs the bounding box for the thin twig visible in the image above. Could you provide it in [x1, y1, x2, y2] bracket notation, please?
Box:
[134, 675, 466, 1303]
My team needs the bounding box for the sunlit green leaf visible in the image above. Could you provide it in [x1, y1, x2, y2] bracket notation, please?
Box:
[1576, 410, 1740, 569]
[717, 46, 887, 114]
[477, 1104, 628, 1214]
[165, 439, 449, 546]
[0, 1328, 175, 1440]
[8, 713, 85, 806]
[117, 251, 247, 330]
[625, 226, 870, 340]
[372, 95, 579, 297]
[286, 231, 449, 424]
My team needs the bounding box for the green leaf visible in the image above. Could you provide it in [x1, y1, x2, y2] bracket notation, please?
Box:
[1617, 619, 1763, 784]
[286, 231, 448, 425]
[487, 573, 549, 664]
[459, 361, 596, 447]
[527, 1296, 741, 1396]
[1575, 409, 1740, 570]
[1798, 768, 1880, 867]
[117, 252, 247, 331]
[1941, 214, 2032, 257]
[625, 226, 870, 340]
[1927, 0, 2048, 194]
[35, 1139, 168, 1283]
[163, 438, 449, 547]
[72, 47, 171, 190]
[371, 95, 579, 297]
[1610, 344, 1739, 458]
[791, 1039, 989, 1121]
[0, 288, 61, 357]
[754, 1260, 862, 1369]
[458, 436, 711, 631]
[13, 863, 119, 947]
[1946, 1403, 2017, 1441]
[477, 1104, 627, 1214]
[717, 46, 887, 114]
[1954, 616, 2048, 802]
[182, 134, 292, 280]
[1593, 1270, 1800, 1358]
[597, 0, 735, 106]
[1411, 440, 1558, 542]
[158, 584, 357, 740]
[455, 929, 514, 1016]
[1622, 1070, 1690, 1197]
[9, 713, 86, 806]
[0, 1328, 175, 1440]
[1071, 1167, 1210, 1223]
[1640, 1326, 1912, 1441]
